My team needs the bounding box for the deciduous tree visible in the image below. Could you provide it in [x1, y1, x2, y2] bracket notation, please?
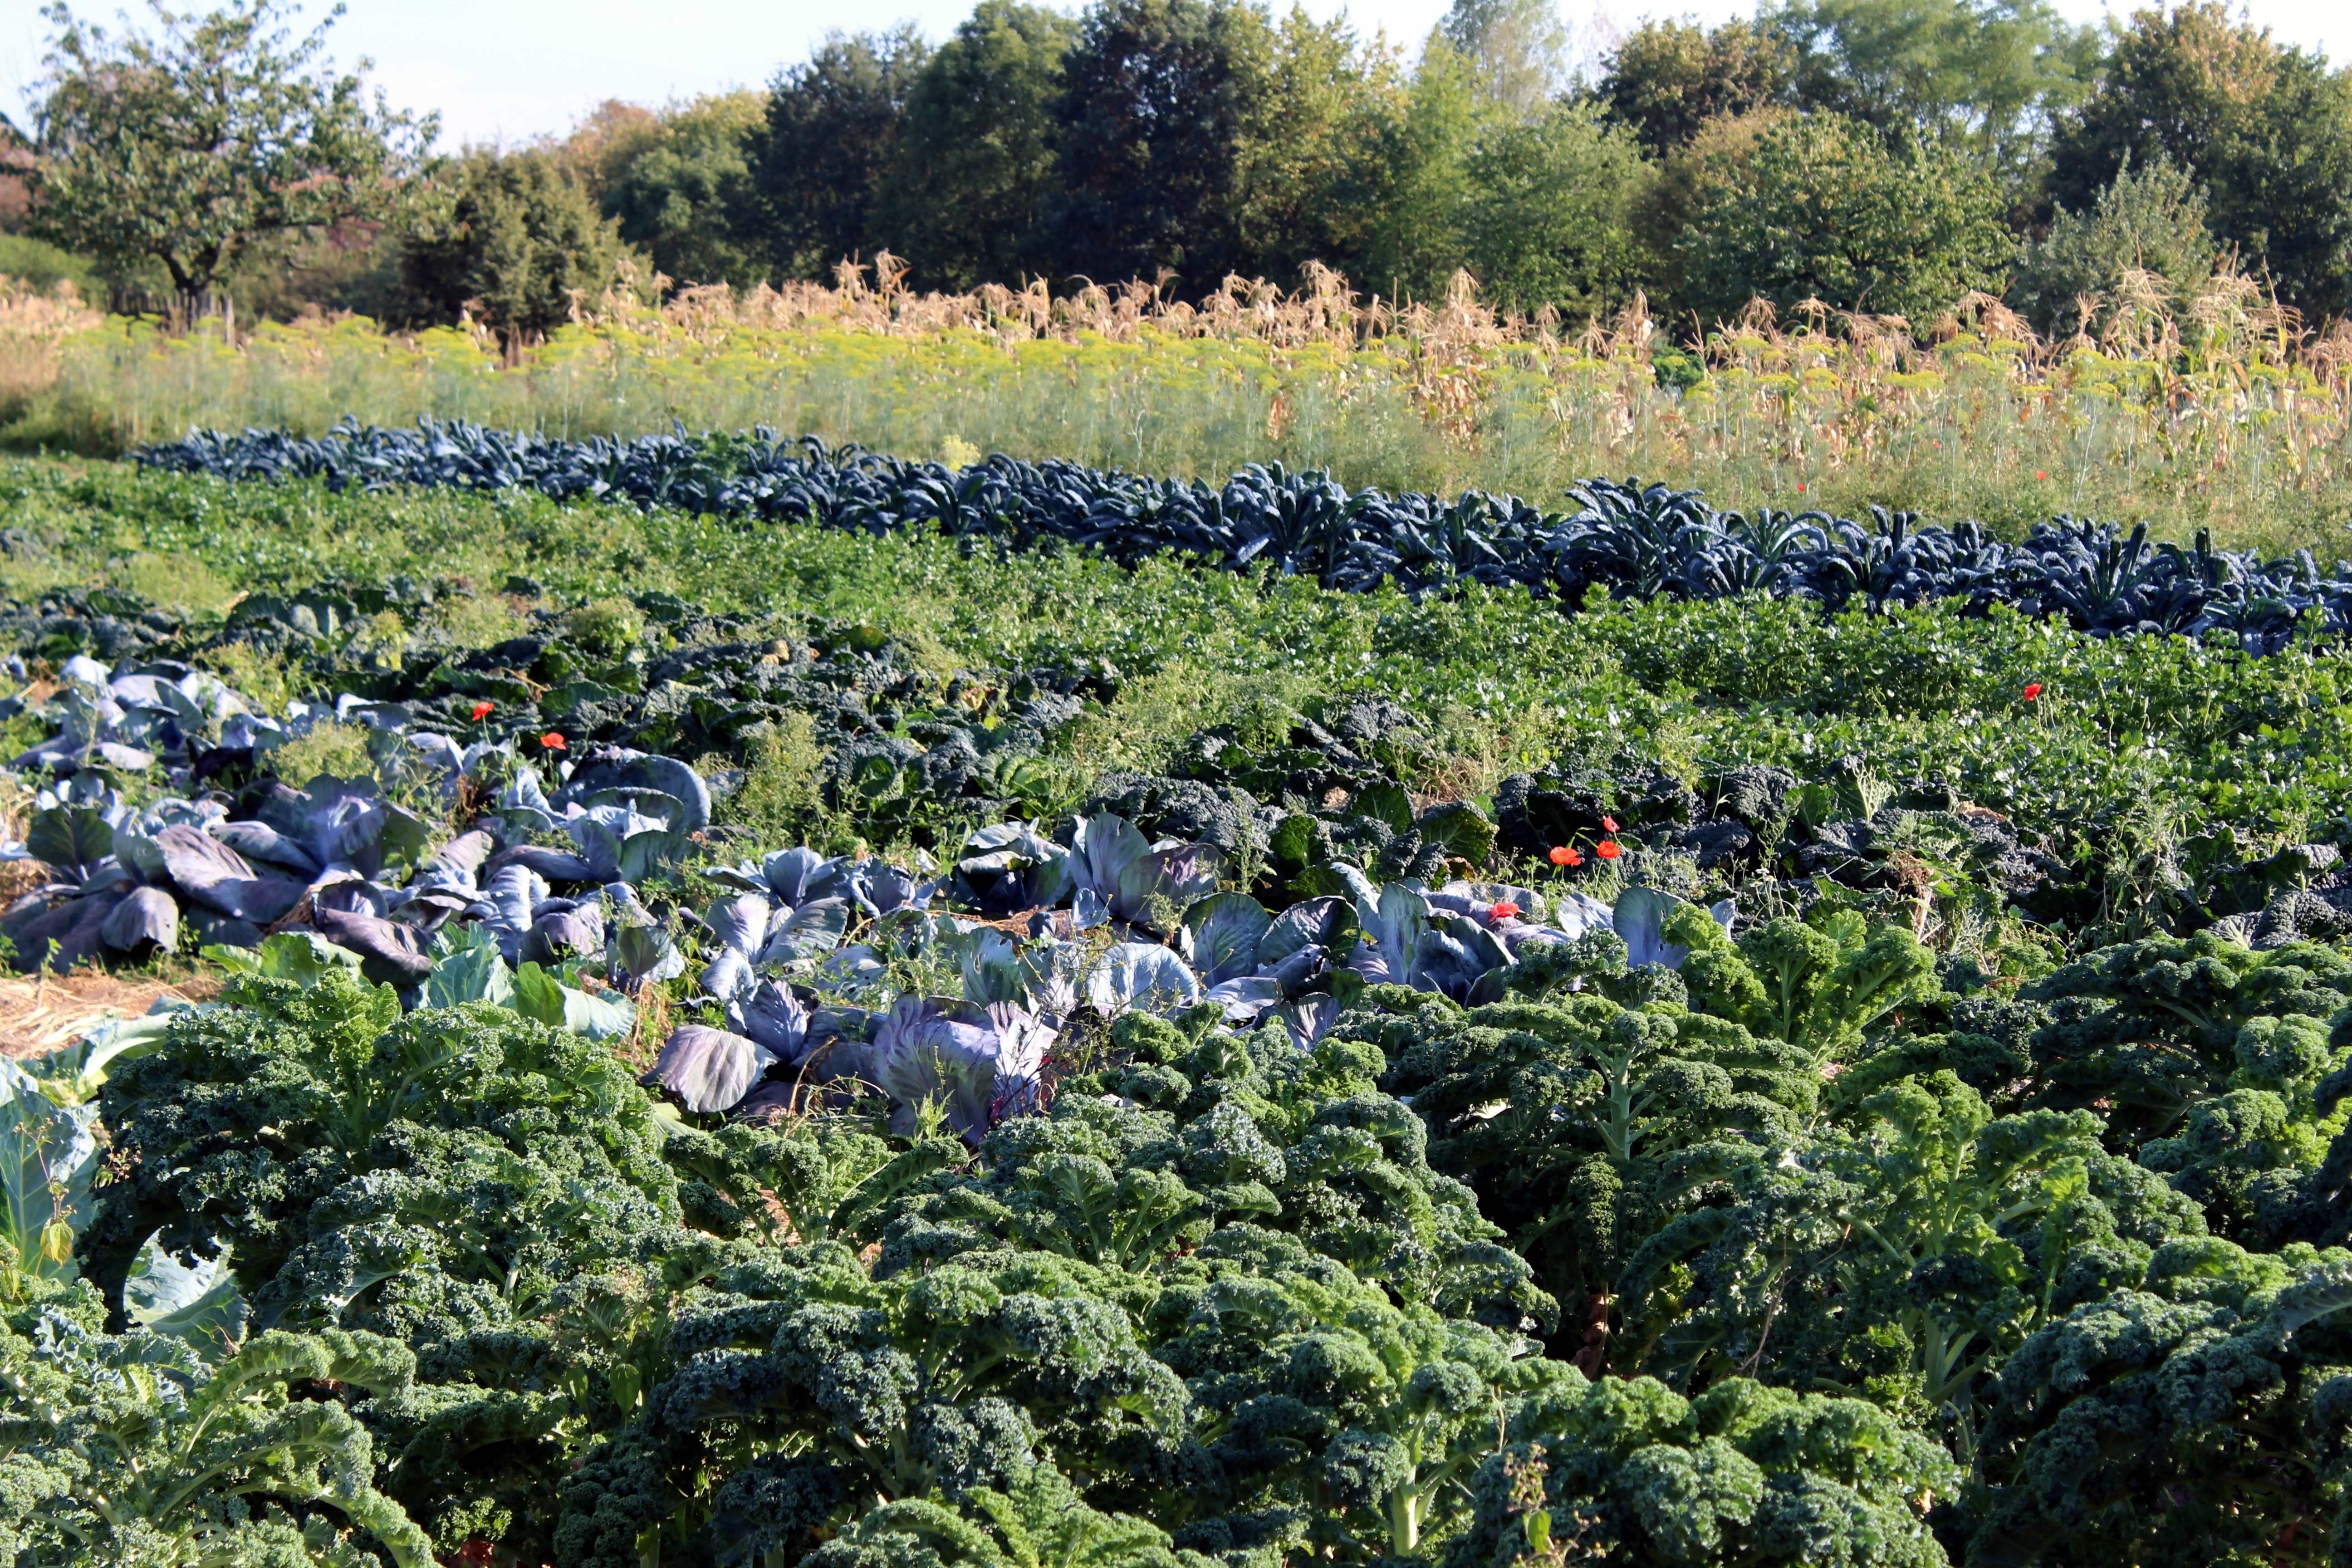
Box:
[24, 0, 431, 324]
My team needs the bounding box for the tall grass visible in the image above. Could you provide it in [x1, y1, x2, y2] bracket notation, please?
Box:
[6, 257, 2352, 553]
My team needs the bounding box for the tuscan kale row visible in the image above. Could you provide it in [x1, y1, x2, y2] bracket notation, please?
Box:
[133, 421, 2352, 652]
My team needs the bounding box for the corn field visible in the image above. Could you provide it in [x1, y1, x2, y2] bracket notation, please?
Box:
[6, 255, 2352, 552]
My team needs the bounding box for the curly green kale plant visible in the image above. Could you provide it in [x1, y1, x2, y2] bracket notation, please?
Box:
[0, 1315, 433, 1568]
[1445, 1370, 1955, 1568]
[1361, 989, 1815, 1368]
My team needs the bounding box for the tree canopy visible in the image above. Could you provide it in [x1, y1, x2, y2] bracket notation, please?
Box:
[24, 0, 430, 316]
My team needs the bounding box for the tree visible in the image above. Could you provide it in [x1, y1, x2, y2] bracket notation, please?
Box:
[24, 0, 431, 324]
[1597, 17, 1798, 157]
[397, 148, 637, 347]
[1355, 38, 1488, 303]
[752, 25, 930, 282]
[1437, 0, 1569, 119]
[602, 92, 767, 290]
[2048, 2, 2352, 321]
[550, 98, 662, 199]
[1671, 109, 2014, 323]
[879, 1, 1078, 292]
[1767, 0, 2099, 176]
[1457, 101, 1651, 317]
[1049, 0, 1275, 295]
[2008, 154, 2217, 333]
[1230, 8, 1404, 287]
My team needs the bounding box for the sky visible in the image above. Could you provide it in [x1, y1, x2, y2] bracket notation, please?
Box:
[0, 0, 2347, 148]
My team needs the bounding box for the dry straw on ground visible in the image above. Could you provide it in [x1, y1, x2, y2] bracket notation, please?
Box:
[0, 970, 217, 1059]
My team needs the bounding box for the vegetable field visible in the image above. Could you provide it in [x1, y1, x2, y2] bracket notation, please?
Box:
[9, 436, 2352, 1568]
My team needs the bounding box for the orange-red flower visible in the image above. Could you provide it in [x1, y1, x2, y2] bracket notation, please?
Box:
[1490, 901, 1520, 920]
[2023, 682, 2043, 701]
[2035, 470, 2048, 480]
[1595, 840, 1622, 860]
[541, 731, 568, 750]
[470, 701, 494, 721]
[1602, 815, 1619, 833]
[1549, 845, 1582, 867]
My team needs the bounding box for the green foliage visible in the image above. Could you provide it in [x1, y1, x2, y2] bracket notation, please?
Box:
[880, 1, 1080, 292]
[1436, 0, 1568, 118]
[0, 1318, 434, 1567]
[2008, 155, 2217, 334]
[557, 1242, 1190, 1567]
[397, 148, 638, 340]
[1677, 906, 1938, 1062]
[0, 1058, 98, 1291]
[1671, 110, 2014, 322]
[1598, 18, 1798, 157]
[754, 25, 931, 281]
[1152, 1232, 1564, 1558]
[1971, 1241, 2352, 1567]
[1771, 0, 2098, 174]
[87, 969, 672, 1290]
[1450, 1372, 1955, 1567]
[1455, 103, 1649, 318]
[901, 1014, 1552, 1328]
[600, 91, 767, 290]
[1368, 992, 1814, 1358]
[2024, 935, 2352, 1152]
[1622, 1070, 2203, 1422]
[1049, 0, 1274, 294]
[23, 0, 431, 308]
[2048, 0, 2352, 319]
[0, 233, 102, 299]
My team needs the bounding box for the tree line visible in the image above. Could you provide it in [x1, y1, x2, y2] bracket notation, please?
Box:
[8, 0, 2352, 343]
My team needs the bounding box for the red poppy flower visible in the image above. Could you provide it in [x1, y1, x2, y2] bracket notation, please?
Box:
[1489, 901, 1520, 921]
[2023, 682, 2043, 701]
[1595, 840, 1622, 860]
[1602, 815, 1619, 833]
[470, 700, 494, 721]
[1795, 482, 1807, 492]
[2035, 470, 2048, 480]
[1549, 845, 1582, 867]
[541, 731, 568, 750]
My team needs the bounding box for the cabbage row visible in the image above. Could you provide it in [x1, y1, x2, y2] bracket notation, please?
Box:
[133, 420, 2352, 651]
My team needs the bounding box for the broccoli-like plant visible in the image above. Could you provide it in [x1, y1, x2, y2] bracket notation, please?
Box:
[1675, 908, 1937, 1063]
[1971, 1241, 2352, 1568]
[2024, 936, 2352, 1155]
[1620, 1073, 2205, 1434]
[801, 1460, 1222, 1567]
[0, 1318, 434, 1568]
[88, 970, 672, 1290]
[1152, 1229, 1571, 1561]
[1365, 993, 1814, 1367]
[82, 969, 697, 1563]
[554, 1244, 1191, 1568]
[1446, 1371, 1955, 1567]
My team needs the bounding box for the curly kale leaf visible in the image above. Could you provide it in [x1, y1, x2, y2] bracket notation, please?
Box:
[558, 1245, 1193, 1568]
[1620, 1073, 2205, 1428]
[1971, 1241, 2352, 1568]
[1446, 1371, 1955, 1568]
[1149, 1227, 1572, 1561]
[0, 1316, 433, 1568]
[89, 971, 671, 1291]
[1363, 993, 1814, 1367]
